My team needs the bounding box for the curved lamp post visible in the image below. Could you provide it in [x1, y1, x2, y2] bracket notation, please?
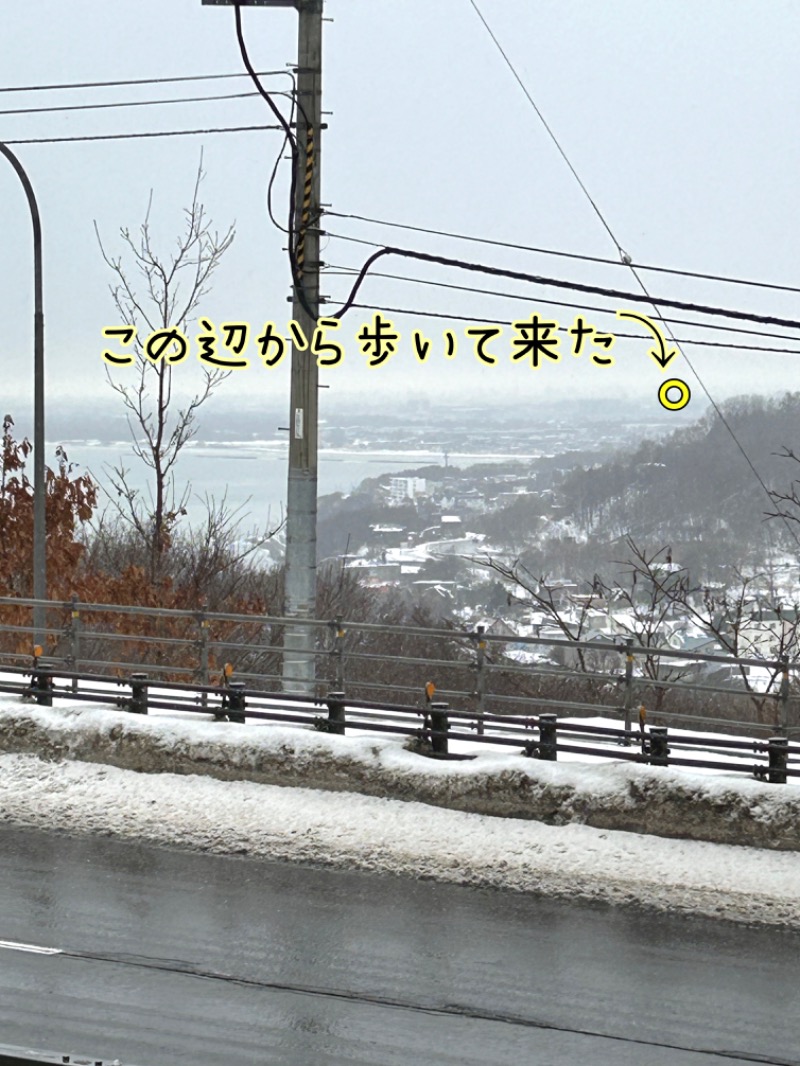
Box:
[0, 143, 45, 645]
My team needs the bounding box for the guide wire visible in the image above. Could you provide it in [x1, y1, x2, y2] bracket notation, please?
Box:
[467, 0, 798, 548]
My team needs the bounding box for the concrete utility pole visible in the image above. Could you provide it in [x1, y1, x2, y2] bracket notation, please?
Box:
[203, 0, 324, 692]
[283, 0, 323, 692]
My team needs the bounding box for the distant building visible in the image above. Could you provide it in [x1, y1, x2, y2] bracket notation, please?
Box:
[389, 476, 426, 504]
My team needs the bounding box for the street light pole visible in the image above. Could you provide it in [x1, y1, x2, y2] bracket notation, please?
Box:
[0, 143, 46, 646]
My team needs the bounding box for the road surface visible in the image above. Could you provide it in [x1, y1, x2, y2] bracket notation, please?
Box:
[0, 825, 797, 1065]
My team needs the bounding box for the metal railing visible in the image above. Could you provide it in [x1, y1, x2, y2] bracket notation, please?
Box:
[0, 594, 796, 738]
[5, 663, 799, 785]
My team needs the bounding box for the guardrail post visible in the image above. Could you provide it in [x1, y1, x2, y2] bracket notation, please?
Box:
[777, 655, 790, 735]
[196, 603, 210, 710]
[649, 725, 669, 766]
[768, 736, 789, 784]
[326, 690, 346, 735]
[32, 669, 53, 707]
[474, 625, 487, 735]
[538, 713, 557, 760]
[622, 638, 634, 745]
[68, 595, 81, 694]
[333, 617, 346, 692]
[429, 701, 449, 754]
[226, 681, 246, 724]
[129, 672, 149, 715]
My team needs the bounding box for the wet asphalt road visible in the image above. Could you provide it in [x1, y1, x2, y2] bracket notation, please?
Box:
[0, 824, 798, 1065]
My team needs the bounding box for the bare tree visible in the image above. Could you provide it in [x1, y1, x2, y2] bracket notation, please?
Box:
[474, 538, 799, 724]
[95, 157, 235, 581]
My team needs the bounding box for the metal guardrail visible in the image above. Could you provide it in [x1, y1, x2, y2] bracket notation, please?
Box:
[0, 594, 796, 737]
[6, 663, 799, 785]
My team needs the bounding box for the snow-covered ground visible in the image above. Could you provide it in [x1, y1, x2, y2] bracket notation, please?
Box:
[1, 750, 799, 929]
[1, 692, 800, 928]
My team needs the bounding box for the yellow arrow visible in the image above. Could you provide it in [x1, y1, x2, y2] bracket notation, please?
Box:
[616, 310, 678, 369]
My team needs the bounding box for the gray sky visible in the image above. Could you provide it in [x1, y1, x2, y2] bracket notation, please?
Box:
[1, 0, 798, 425]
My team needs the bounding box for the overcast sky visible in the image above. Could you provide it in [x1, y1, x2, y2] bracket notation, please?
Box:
[1, 0, 798, 429]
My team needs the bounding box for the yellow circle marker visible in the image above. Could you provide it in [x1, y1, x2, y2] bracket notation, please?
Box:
[658, 378, 690, 411]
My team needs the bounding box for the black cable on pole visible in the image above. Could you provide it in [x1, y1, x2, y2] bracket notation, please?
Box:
[325, 209, 800, 298]
[233, 2, 314, 316]
[325, 261, 800, 343]
[331, 243, 800, 332]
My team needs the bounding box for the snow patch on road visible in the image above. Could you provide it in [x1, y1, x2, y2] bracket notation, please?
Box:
[1, 701, 800, 851]
[0, 751, 799, 928]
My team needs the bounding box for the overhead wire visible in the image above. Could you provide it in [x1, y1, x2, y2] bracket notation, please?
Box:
[327, 241, 800, 332]
[325, 209, 800, 298]
[2, 125, 281, 145]
[324, 263, 800, 343]
[466, 0, 799, 548]
[0, 89, 281, 117]
[327, 299, 800, 354]
[0, 70, 289, 95]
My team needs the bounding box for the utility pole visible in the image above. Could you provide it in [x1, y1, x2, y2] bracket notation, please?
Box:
[283, 0, 323, 692]
[202, 0, 324, 693]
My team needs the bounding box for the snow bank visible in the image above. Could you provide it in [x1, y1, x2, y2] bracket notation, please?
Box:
[1, 752, 799, 928]
[2, 700, 800, 852]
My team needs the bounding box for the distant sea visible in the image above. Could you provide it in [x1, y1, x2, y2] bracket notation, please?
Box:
[61, 440, 529, 531]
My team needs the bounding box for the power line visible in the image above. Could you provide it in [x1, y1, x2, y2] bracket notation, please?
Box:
[3, 124, 280, 145]
[325, 263, 800, 343]
[332, 299, 800, 354]
[327, 239, 800, 332]
[0, 70, 289, 95]
[0, 89, 282, 118]
[325, 209, 800, 298]
[467, 0, 799, 550]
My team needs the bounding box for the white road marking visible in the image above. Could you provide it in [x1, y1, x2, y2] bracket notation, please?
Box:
[0, 938, 61, 955]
